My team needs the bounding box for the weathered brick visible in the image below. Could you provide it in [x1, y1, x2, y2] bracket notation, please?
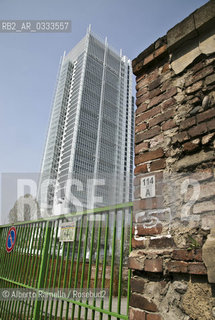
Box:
[188, 123, 207, 138]
[135, 148, 164, 165]
[136, 86, 148, 98]
[134, 164, 148, 175]
[132, 238, 148, 249]
[136, 103, 148, 115]
[198, 182, 215, 200]
[136, 73, 146, 84]
[131, 277, 145, 293]
[183, 140, 199, 152]
[191, 61, 204, 74]
[148, 95, 166, 109]
[207, 118, 215, 131]
[161, 97, 176, 111]
[136, 69, 159, 89]
[154, 44, 167, 58]
[134, 198, 162, 211]
[144, 258, 163, 273]
[197, 108, 215, 123]
[191, 168, 213, 181]
[136, 93, 149, 106]
[149, 88, 161, 99]
[193, 200, 215, 214]
[194, 250, 203, 262]
[149, 109, 174, 128]
[180, 116, 196, 130]
[205, 73, 215, 86]
[162, 119, 176, 131]
[146, 314, 162, 320]
[136, 122, 147, 134]
[148, 78, 161, 91]
[129, 307, 146, 320]
[128, 257, 144, 271]
[186, 80, 203, 94]
[133, 224, 163, 236]
[166, 261, 188, 273]
[162, 62, 170, 73]
[135, 142, 149, 155]
[149, 237, 175, 249]
[172, 131, 189, 144]
[172, 249, 202, 261]
[188, 262, 207, 275]
[185, 65, 214, 86]
[136, 105, 161, 125]
[150, 159, 166, 171]
[130, 293, 158, 312]
[135, 126, 161, 144]
[144, 53, 154, 66]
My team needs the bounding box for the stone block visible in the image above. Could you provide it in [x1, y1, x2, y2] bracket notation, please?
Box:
[193, 200, 215, 214]
[194, 1, 215, 31]
[202, 229, 215, 283]
[175, 151, 214, 171]
[167, 14, 196, 49]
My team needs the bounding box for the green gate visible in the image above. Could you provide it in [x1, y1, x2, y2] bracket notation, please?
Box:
[0, 202, 132, 320]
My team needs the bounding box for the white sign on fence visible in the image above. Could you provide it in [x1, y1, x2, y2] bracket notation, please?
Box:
[60, 222, 76, 242]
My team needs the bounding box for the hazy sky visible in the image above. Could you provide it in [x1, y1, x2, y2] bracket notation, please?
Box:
[0, 0, 209, 222]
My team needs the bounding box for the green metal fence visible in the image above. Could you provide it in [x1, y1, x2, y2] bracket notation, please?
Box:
[0, 202, 133, 320]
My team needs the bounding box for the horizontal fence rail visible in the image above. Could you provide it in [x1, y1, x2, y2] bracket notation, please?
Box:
[0, 202, 133, 320]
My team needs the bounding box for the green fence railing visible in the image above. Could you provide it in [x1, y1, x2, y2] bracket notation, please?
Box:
[0, 202, 133, 320]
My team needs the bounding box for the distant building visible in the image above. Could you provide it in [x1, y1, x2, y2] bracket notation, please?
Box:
[38, 27, 134, 215]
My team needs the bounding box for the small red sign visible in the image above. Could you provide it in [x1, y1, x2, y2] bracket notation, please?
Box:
[6, 227, 17, 253]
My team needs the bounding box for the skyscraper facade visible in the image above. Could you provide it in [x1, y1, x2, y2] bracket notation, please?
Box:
[38, 28, 134, 214]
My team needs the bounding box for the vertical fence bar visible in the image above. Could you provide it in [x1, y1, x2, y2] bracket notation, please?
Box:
[84, 217, 96, 320]
[39, 221, 55, 319]
[99, 213, 109, 320]
[77, 216, 89, 320]
[54, 240, 66, 320]
[65, 219, 78, 320]
[26, 222, 41, 319]
[92, 215, 102, 320]
[127, 207, 133, 316]
[33, 221, 51, 320]
[49, 224, 61, 320]
[71, 215, 84, 320]
[44, 220, 59, 320]
[108, 210, 117, 320]
[59, 240, 71, 319]
[117, 209, 125, 317]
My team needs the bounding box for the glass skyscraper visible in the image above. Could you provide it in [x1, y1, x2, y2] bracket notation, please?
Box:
[38, 28, 134, 215]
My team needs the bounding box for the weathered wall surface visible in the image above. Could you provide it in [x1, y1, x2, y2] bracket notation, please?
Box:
[130, 1, 215, 319]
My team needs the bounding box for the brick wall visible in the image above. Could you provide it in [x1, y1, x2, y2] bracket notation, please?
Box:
[130, 1, 215, 319]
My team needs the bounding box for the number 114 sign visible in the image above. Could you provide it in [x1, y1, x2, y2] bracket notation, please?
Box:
[141, 175, 156, 199]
